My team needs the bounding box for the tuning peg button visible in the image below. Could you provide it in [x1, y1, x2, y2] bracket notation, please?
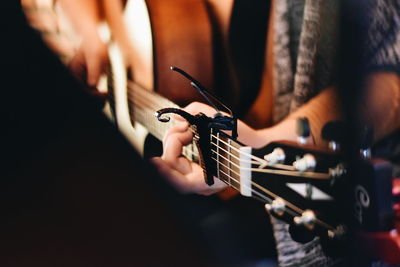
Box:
[321, 121, 346, 151]
[359, 126, 373, 159]
[294, 210, 316, 230]
[327, 225, 347, 240]
[293, 154, 316, 172]
[296, 117, 311, 144]
[265, 197, 286, 216]
[264, 148, 285, 164]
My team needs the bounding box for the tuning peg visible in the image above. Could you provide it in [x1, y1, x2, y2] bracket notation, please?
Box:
[329, 163, 347, 185]
[321, 121, 346, 151]
[293, 154, 316, 172]
[327, 225, 347, 240]
[264, 148, 285, 164]
[296, 117, 311, 144]
[294, 210, 316, 230]
[359, 126, 373, 159]
[265, 198, 286, 216]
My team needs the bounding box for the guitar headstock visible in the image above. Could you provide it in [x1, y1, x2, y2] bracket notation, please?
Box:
[250, 121, 395, 255]
[155, 68, 397, 260]
[251, 137, 348, 246]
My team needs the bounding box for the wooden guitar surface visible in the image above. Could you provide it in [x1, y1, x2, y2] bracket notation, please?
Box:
[104, 0, 214, 154]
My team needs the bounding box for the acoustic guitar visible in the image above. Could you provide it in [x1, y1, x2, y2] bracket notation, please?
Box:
[99, 0, 214, 156]
[100, 1, 400, 262]
[99, 0, 400, 262]
[154, 101, 400, 261]
[100, 0, 241, 200]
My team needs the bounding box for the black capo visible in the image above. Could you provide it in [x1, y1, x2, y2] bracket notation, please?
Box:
[156, 66, 238, 139]
[154, 67, 239, 186]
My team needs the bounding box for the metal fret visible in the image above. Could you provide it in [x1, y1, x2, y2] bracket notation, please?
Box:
[228, 139, 232, 186]
[216, 131, 220, 180]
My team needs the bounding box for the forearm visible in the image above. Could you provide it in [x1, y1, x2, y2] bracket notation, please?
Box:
[256, 87, 342, 147]
[59, 0, 102, 39]
[362, 72, 400, 141]
[255, 72, 400, 149]
[102, 0, 126, 44]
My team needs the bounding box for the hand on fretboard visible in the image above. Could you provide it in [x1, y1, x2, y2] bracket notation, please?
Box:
[21, 0, 78, 63]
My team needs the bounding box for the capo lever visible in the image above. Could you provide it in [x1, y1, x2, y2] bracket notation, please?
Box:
[155, 107, 197, 125]
[155, 107, 216, 186]
[170, 66, 238, 139]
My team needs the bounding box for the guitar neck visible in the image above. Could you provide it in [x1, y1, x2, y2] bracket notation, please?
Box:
[210, 129, 252, 195]
[122, 83, 345, 240]
[125, 81, 198, 161]
[124, 81, 274, 200]
[127, 81, 179, 141]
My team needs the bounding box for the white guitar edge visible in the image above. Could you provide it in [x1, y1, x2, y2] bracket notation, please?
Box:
[97, 0, 153, 156]
[239, 146, 252, 197]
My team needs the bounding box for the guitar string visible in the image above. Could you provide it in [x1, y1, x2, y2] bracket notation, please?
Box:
[209, 137, 331, 179]
[121, 87, 335, 230]
[126, 90, 199, 159]
[111, 83, 197, 159]
[210, 134, 336, 179]
[127, 96, 171, 123]
[127, 88, 201, 161]
[127, 87, 322, 174]
[126, 85, 315, 177]
[126, 92, 332, 179]
[126, 89, 333, 180]
[217, 165, 303, 219]
[127, 87, 301, 172]
[211, 139, 297, 172]
[212, 136, 332, 179]
[215, 160, 334, 230]
[127, 92, 179, 132]
[214, 159, 335, 230]
[210, 139, 263, 165]
[128, 85, 176, 110]
[131, 107, 198, 158]
[126, 94, 198, 156]
[212, 156, 305, 215]
[245, 166, 330, 179]
[211, 134, 296, 171]
[129, 97, 328, 221]
[131, 96, 329, 182]
[210, 148, 331, 180]
[127, 95, 179, 139]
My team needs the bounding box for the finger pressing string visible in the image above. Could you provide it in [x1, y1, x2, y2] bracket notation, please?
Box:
[162, 130, 193, 173]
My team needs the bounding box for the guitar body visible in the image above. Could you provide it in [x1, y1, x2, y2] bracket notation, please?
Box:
[105, 0, 214, 155]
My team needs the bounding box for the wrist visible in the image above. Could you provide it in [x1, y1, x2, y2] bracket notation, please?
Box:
[257, 119, 299, 146]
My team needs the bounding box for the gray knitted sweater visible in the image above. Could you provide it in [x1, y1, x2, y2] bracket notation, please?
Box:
[270, 0, 400, 266]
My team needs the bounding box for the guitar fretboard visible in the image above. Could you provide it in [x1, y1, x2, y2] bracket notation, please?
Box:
[127, 81, 178, 141]
[120, 82, 340, 237]
[126, 81, 198, 161]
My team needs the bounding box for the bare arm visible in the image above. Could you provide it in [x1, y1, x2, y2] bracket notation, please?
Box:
[151, 87, 340, 194]
[59, 0, 103, 40]
[152, 72, 400, 194]
[59, 0, 108, 86]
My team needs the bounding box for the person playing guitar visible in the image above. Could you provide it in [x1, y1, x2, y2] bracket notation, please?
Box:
[152, 1, 400, 266]
[22, 0, 400, 265]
